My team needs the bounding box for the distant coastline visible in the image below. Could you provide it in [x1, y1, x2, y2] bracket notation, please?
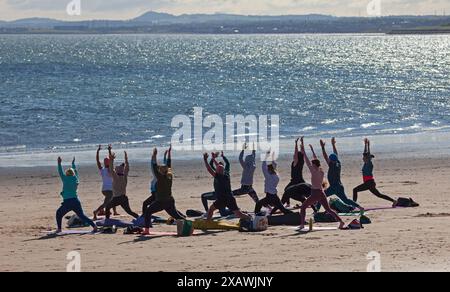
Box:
[0, 12, 449, 34]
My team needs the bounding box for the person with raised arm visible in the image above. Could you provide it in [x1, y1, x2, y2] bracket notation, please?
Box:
[353, 139, 397, 206]
[298, 139, 345, 231]
[93, 145, 118, 220]
[55, 156, 97, 233]
[255, 151, 292, 215]
[318, 138, 364, 211]
[104, 145, 139, 219]
[200, 152, 233, 216]
[280, 138, 306, 207]
[232, 142, 260, 204]
[141, 148, 185, 235]
[204, 152, 251, 222]
[280, 137, 317, 212]
[142, 145, 180, 215]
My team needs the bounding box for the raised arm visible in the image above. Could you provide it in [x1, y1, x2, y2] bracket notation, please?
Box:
[301, 138, 312, 168]
[222, 152, 230, 174]
[364, 138, 369, 154]
[239, 143, 246, 168]
[166, 144, 172, 168]
[293, 138, 300, 166]
[320, 140, 330, 165]
[96, 145, 102, 170]
[203, 153, 216, 177]
[72, 157, 78, 178]
[310, 144, 318, 159]
[57, 157, 64, 180]
[109, 151, 117, 177]
[124, 151, 129, 175]
[331, 137, 338, 156]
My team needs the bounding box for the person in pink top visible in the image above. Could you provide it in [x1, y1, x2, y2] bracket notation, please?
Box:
[298, 137, 345, 231]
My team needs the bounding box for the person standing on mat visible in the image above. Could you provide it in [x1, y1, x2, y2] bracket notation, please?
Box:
[255, 151, 292, 215]
[142, 148, 185, 235]
[200, 152, 234, 217]
[93, 145, 119, 220]
[281, 138, 306, 207]
[233, 143, 259, 204]
[298, 139, 345, 231]
[56, 156, 97, 233]
[142, 145, 181, 215]
[319, 138, 364, 212]
[353, 139, 397, 206]
[204, 152, 251, 222]
[104, 145, 140, 219]
[281, 137, 317, 212]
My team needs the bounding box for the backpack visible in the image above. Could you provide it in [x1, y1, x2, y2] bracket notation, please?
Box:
[395, 197, 420, 208]
[329, 198, 355, 213]
[314, 212, 338, 223]
[67, 215, 89, 228]
[239, 216, 268, 232]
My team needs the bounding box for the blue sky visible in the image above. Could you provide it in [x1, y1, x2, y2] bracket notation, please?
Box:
[0, 0, 449, 21]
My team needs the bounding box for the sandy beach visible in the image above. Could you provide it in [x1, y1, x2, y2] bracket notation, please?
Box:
[1, 150, 449, 272]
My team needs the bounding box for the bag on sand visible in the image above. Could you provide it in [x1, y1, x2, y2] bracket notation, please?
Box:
[177, 220, 194, 237]
[348, 219, 364, 230]
[395, 197, 420, 208]
[239, 216, 268, 232]
[329, 198, 355, 213]
[67, 215, 89, 228]
[360, 215, 372, 225]
[314, 212, 338, 223]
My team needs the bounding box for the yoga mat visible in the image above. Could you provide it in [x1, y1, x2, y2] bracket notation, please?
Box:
[365, 206, 405, 212]
[192, 219, 240, 231]
[95, 219, 133, 228]
[289, 226, 340, 232]
[43, 230, 98, 235]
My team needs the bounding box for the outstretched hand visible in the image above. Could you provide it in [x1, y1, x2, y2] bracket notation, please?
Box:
[203, 153, 209, 160]
[72, 157, 76, 164]
[320, 140, 326, 148]
[331, 137, 336, 145]
[98, 145, 102, 151]
[109, 152, 116, 160]
[153, 148, 158, 157]
[57, 157, 62, 164]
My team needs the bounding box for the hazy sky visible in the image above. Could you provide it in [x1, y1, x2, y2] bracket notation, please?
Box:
[0, 0, 449, 21]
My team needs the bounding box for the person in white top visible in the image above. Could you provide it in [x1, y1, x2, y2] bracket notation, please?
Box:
[93, 145, 119, 220]
[254, 151, 292, 216]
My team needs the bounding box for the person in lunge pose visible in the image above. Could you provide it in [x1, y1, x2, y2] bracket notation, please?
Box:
[93, 145, 118, 220]
[55, 156, 97, 233]
[353, 139, 397, 206]
[298, 138, 345, 231]
[318, 138, 364, 211]
[233, 143, 260, 204]
[141, 148, 185, 235]
[255, 151, 292, 215]
[104, 145, 140, 219]
[203, 152, 251, 221]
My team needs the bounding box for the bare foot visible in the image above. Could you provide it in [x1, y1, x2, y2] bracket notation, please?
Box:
[338, 222, 346, 230]
[141, 228, 150, 235]
[297, 225, 305, 231]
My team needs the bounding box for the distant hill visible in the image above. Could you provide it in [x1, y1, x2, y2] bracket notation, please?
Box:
[0, 11, 449, 34]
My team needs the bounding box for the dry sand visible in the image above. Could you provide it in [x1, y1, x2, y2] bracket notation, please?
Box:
[0, 153, 449, 272]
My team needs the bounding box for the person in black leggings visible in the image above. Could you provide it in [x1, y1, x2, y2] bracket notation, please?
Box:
[281, 138, 306, 207]
[142, 148, 185, 235]
[255, 151, 292, 215]
[203, 152, 251, 221]
[353, 139, 397, 206]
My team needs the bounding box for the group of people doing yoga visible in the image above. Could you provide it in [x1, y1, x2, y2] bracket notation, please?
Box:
[55, 138, 397, 233]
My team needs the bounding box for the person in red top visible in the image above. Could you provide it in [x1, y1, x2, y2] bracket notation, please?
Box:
[353, 139, 397, 206]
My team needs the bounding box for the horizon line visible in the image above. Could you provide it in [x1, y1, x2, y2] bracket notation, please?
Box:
[1, 10, 449, 23]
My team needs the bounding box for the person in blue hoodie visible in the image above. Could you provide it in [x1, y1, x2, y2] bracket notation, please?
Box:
[55, 156, 97, 233]
[318, 137, 364, 211]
